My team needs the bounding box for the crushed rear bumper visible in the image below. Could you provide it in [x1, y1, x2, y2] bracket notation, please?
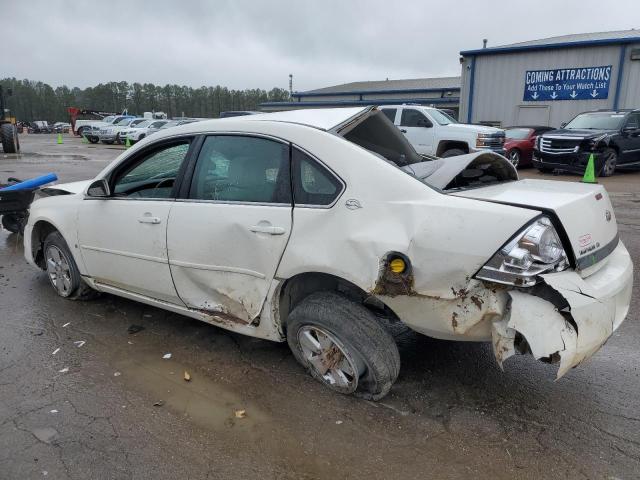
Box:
[492, 240, 633, 377]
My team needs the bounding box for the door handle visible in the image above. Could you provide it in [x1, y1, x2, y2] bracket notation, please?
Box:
[400, 129, 407, 133]
[249, 225, 286, 235]
[138, 214, 161, 224]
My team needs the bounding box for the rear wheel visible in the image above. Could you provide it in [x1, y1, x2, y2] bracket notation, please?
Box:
[600, 148, 617, 177]
[88, 136, 99, 144]
[286, 291, 400, 400]
[441, 148, 466, 158]
[0, 123, 19, 153]
[43, 231, 97, 300]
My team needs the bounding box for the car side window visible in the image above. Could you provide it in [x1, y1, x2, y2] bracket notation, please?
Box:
[189, 135, 291, 204]
[292, 148, 342, 206]
[381, 109, 397, 123]
[625, 113, 640, 129]
[400, 109, 432, 128]
[112, 141, 190, 199]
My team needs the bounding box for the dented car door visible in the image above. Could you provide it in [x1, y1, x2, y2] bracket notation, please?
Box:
[167, 134, 293, 323]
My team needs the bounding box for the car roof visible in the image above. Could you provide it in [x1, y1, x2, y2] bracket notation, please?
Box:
[231, 107, 371, 131]
[504, 125, 552, 130]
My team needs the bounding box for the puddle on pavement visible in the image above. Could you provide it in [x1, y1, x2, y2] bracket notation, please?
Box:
[113, 351, 269, 432]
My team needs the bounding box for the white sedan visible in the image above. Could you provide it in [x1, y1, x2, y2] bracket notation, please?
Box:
[24, 107, 633, 399]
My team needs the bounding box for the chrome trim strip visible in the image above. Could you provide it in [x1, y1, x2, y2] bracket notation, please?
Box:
[80, 245, 167, 264]
[169, 260, 266, 279]
[576, 233, 620, 270]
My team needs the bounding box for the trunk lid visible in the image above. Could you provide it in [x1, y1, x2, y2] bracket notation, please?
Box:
[453, 179, 618, 272]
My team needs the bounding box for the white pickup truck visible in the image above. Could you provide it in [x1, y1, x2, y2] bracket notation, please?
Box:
[381, 105, 505, 158]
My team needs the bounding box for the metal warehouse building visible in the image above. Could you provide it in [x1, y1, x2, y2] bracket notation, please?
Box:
[459, 29, 640, 128]
[260, 77, 461, 114]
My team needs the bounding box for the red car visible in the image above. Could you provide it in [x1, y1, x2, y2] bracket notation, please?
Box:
[504, 126, 554, 168]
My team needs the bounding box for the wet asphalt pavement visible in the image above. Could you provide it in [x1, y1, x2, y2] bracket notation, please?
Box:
[1, 134, 639, 479]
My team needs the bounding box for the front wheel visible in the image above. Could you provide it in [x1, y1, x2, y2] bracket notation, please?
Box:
[43, 231, 97, 300]
[1, 214, 21, 234]
[600, 148, 617, 177]
[507, 149, 520, 167]
[287, 292, 400, 400]
[0, 123, 19, 153]
[441, 148, 466, 158]
[88, 136, 99, 144]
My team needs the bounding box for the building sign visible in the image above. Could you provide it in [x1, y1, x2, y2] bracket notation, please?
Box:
[523, 65, 612, 101]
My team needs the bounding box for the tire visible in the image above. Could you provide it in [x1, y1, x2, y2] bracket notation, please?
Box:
[1, 123, 19, 153]
[600, 148, 617, 177]
[441, 148, 466, 158]
[1, 215, 21, 234]
[286, 291, 400, 400]
[88, 136, 99, 144]
[77, 127, 85, 137]
[43, 231, 97, 300]
[507, 148, 521, 167]
[138, 133, 145, 140]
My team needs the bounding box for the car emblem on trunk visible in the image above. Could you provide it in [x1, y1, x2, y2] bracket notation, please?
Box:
[605, 210, 612, 222]
[345, 199, 362, 210]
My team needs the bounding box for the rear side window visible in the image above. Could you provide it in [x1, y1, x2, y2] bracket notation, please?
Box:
[400, 109, 431, 127]
[189, 135, 291, 204]
[381, 109, 397, 122]
[292, 148, 342, 206]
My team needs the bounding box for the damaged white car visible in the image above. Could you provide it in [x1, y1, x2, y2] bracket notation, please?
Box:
[24, 107, 633, 399]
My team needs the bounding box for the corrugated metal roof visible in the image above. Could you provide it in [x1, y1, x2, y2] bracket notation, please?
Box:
[462, 29, 640, 55]
[296, 76, 461, 96]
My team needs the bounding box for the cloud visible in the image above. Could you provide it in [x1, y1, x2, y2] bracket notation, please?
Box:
[4, 0, 638, 91]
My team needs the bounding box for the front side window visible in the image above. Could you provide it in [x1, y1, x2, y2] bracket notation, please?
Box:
[625, 113, 640, 129]
[189, 135, 291, 204]
[112, 141, 190, 198]
[400, 109, 431, 128]
[292, 148, 341, 206]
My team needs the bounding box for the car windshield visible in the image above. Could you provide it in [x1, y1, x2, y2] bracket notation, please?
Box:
[431, 109, 458, 125]
[102, 116, 115, 123]
[505, 128, 532, 139]
[134, 120, 151, 128]
[115, 118, 132, 126]
[565, 113, 626, 130]
[161, 121, 180, 128]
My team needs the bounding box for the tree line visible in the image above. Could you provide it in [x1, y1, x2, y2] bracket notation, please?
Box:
[1, 78, 291, 122]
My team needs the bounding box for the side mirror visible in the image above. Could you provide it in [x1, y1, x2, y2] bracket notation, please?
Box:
[560, 122, 567, 128]
[86, 179, 110, 198]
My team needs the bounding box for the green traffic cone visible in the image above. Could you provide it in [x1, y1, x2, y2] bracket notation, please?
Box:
[125, 137, 131, 148]
[81, 135, 88, 143]
[582, 153, 597, 183]
[57, 133, 63, 145]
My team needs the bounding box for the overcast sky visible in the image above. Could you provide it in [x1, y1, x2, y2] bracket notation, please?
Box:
[5, 0, 638, 92]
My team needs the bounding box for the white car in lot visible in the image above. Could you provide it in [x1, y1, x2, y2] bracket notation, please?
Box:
[124, 119, 170, 143]
[98, 117, 147, 144]
[24, 107, 633, 399]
